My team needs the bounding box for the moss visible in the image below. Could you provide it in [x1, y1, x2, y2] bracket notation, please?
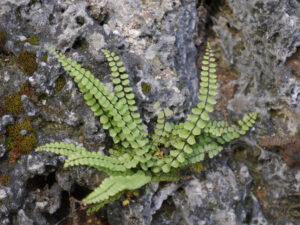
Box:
[2, 82, 37, 116]
[25, 35, 39, 45]
[0, 32, 6, 48]
[6, 135, 13, 150]
[17, 50, 37, 75]
[41, 53, 48, 62]
[141, 82, 151, 94]
[0, 173, 10, 186]
[3, 93, 24, 115]
[75, 16, 85, 26]
[133, 77, 141, 84]
[178, 83, 183, 90]
[0, 135, 4, 142]
[190, 163, 205, 173]
[54, 76, 66, 94]
[7, 117, 32, 135]
[36, 92, 48, 101]
[6, 117, 37, 163]
[132, 190, 139, 197]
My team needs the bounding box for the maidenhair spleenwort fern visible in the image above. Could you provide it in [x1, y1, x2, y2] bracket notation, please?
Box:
[36, 43, 257, 212]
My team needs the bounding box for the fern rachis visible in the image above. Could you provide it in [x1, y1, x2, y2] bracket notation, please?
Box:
[36, 43, 257, 212]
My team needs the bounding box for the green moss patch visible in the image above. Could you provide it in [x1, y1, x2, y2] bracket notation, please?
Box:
[41, 53, 48, 62]
[17, 50, 37, 75]
[190, 163, 205, 173]
[2, 82, 36, 116]
[54, 76, 66, 94]
[6, 117, 37, 163]
[141, 82, 151, 94]
[25, 35, 39, 45]
[178, 83, 183, 90]
[3, 93, 24, 116]
[2, 82, 38, 162]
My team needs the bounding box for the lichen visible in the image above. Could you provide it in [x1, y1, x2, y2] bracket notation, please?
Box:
[54, 76, 66, 94]
[6, 117, 37, 163]
[25, 35, 39, 45]
[141, 82, 151, 94]
[17, 50, 37, 75]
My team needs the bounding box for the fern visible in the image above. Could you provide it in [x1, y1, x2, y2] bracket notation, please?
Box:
[36, 43, 257, 211]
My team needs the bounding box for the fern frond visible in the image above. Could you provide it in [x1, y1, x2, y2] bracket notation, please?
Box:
[82, 171, 151, 205]
[187, 138, 223, 163]
[151, 171, 181, 182]
[204, 120, 229, 137]
[64, 151, 130, 171]
[168, 42, 219, 168]
[39, 43, 258, 212]
[93, 166, 135, 176]
[36, 142, 87, 156]
[87, 191, 124, 213]
[216, 112, 257, 144]
[151, 107, 175, 148]
[50, 49, 149, 151]
[101, 49, 147, 138]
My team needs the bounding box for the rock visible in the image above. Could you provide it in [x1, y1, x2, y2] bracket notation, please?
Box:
[1, 115, 14, 127]
[35, 183, 62, 214]
[0, 143, 6, 158]
[26, 154, 47, 174]
[0, 0, 299, 224]
[0, 188, 8, 201]
[249, 194, 269, 225]
[16, 210, 33, 225]
[21, 95, 39, 117]
[214, 0, 300, 132]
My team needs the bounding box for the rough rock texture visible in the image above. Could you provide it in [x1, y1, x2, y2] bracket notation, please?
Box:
[212, 0, 300, 224]
[0, 0, 299, 224]
[214, 0, 300, 133]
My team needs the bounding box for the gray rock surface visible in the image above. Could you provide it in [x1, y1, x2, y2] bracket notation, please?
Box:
[0, 0, 299, 224]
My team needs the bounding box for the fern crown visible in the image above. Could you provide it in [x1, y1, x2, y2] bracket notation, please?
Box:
[37, 43, 257, 212]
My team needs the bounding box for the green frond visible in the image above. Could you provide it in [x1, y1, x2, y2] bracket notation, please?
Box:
[64, 152, 127, 171]
[87, 192, 124, 213]
[237, 112, 257, 135]
[187, 141, 223, 163]
[50, 49, 149, 151]
[151, 108, 175, 148]
[93, 165, 135, 177]
[39, 43, 258, 212]
[215, 112, 257, 144]
[36, 142, 87, 156]
[82, 171, 151, 205]
[101, 49, 148, 138]
[151, 171, 181, 182]
[205, 120, 229, 136]
[167, 42, 220, 166]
